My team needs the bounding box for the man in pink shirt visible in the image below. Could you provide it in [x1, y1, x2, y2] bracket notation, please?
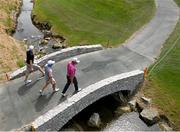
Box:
[61, 58, 81, 97]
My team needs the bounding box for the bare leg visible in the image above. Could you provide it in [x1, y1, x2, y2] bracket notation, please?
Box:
[24, 72, 30, 82]
[25, 64, 32, 82]
[51, 78, 59, 92]
[35, 65, 45, 76]
[52, 83, 56, 91]
[41, 81, 49, 93]
[38, 66, 45, 76]
[51, 78, 56, 91]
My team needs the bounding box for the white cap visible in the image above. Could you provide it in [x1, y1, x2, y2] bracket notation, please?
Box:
[29, 45, 34, 50]
[72, 57, 80, 63]
[47, 60, 55, 65]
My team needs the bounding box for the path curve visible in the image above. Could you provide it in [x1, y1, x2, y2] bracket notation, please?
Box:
[0, 0, 179, 130]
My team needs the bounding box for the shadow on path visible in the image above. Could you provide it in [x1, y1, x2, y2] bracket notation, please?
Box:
[18, 80, 39, 96]
[35, 93, 55, 112]
[82, 58, 118, 72]
[58, 91, 77, 104]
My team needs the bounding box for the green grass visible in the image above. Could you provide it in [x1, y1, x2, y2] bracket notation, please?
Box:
[12, 44, 26, 68]
[143, 1, 180, 130]
[16, 59, 25, 68]
[33, 0, 155, 46]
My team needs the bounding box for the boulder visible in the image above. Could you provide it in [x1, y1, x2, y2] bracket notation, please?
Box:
[87, 113, 101, 128]
[52, 43, 62, 49]
[43, 30, 53, 37]
[41, 39, 48, 45]
[159, 114, 172, 127]
[136, 99, 148, 112]
[62, 44, 67, 49]
[141, 97, 151, 104]
[159, 122, 173, 131]
[114, 105, 131, 116]
[53, 35, 66, 42]
[140, 108, 160, 126]
[44, 37, 51, 41]
[128, 99, 137, 111]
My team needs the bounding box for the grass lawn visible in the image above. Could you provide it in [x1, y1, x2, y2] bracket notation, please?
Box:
[33, 0, 155, 46]
[143, 0, 180, 130]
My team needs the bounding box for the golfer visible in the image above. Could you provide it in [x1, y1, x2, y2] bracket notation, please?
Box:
[61, 58, 81, 97]
[24, 45, 45, 84]
[40, 60, 59, 95]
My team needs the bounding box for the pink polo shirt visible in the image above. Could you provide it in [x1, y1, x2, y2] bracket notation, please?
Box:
[67, 61, 76, 77]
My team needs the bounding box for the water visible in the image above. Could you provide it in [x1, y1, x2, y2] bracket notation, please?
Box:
[103, 112, 160, 131]
[13, 0, 43, 41]
[13, 0, 60, 54]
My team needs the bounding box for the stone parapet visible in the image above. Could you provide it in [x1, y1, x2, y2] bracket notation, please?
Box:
[10, 45, 103, 80]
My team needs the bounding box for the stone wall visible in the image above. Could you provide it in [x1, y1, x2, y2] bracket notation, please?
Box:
[31, 70, 144, 131]
[10, 45, 103, 80]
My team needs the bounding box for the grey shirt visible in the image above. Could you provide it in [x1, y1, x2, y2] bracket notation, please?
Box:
[44, 64, 53, 81]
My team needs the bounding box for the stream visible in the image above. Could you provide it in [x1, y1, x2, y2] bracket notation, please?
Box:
[13, 0, 43, 40]
[13, 0, 62, 54]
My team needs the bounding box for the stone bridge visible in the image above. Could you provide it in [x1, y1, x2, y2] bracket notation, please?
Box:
[31, 70, 144, 131]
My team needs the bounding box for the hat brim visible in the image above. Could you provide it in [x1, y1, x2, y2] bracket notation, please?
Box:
[72, 58, 80, 63]
[48, 60, 55, 65]
[76, 60, 80, 63]
[51, 61, 55, 64]
[29, 46, 34, 50]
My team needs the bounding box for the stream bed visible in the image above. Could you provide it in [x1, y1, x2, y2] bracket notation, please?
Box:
[60, 95, 160, 131]
[13, 0, 62, 54]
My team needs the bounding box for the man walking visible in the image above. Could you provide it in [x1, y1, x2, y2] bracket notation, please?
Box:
[40, 60, 59, 95]
[24, 45, 45, 84]
[61, 58, 81, 97]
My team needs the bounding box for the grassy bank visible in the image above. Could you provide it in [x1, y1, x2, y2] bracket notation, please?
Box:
[143, 0, 180, 130]
[33, 0, 155, 47]
[0, 0, 25, 82]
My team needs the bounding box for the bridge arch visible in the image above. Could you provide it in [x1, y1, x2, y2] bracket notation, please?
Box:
[31, 70, 144, 131]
